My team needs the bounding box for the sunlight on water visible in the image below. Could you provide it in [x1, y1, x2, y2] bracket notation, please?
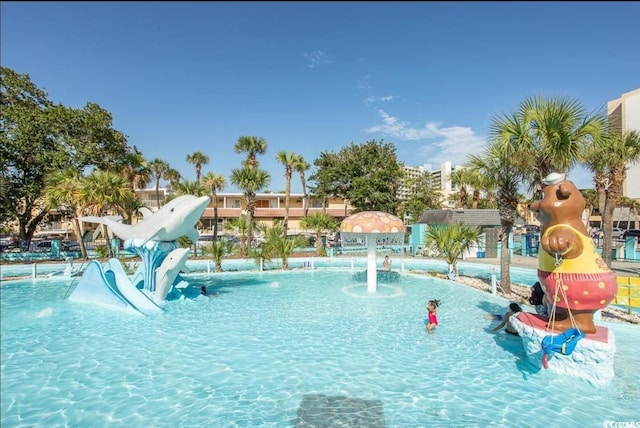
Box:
[2, 262, 639, 427]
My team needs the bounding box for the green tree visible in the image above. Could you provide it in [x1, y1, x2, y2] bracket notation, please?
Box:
[119, 147, 151, 191]
[203, 240, 235, 272]
[79, 170, 135, 257]
[230, 166, 271, 256]
[450, 168, 471, 209]
[164, 168, 182, 190]
[581, 189, 598, 229]
[467, 141, 524, 294]
[300, 212, 339, 256]
[1, 67, 130, 244]
[275, 150, 299, 236]
[399, 172, 443, 224]
[293, 155, 311, 216]
[493, 96, 605, 200]
[423, 223, 483, 278]
[234, 136, 267, 169]
[186, 151, 210, 183]
[173, 179, 208, 197]
[259, 223, 306, 270]
[585, 129, 640, 266]
[202, 171, 226, 240]
[42, 168, 89, 258]
[148, 158, 169, 208]
[308, 139, 403, 213]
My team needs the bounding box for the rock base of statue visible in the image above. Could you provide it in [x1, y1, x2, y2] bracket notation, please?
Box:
[511, 312, 616, 387]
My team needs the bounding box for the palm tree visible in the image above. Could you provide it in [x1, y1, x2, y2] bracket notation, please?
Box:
[80, 170, 135, 257]
[164, 168, 182, 191]
[202, 171, 226, 240]
[580, 189, 598, 229]
[148, 158, 169, 209]
[423, 223, 483, 278]
[186, 151, 210, 183]
[617, 196, 640, 229]
[234, 136, 267, 169]
[467, 141, 524, 295]
[493, 96, 606, 200]
[43, 168, 89, 259]
[628, 198, 640, 230]
[294, 155, 311, 216]
[230, 166, 271, 256]
[585, 130, 640, 266]
[203, 240, 235, 272]
[120, 149, 151, 191]
[173, 179, 208, 197]
[259, 223, 305, 270]
[275, 150, 298, 236]
[300, 212, 339, 256]
[450, 168, 470, 209]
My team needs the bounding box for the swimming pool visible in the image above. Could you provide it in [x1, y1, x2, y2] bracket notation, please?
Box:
[2, 265, 639, 427]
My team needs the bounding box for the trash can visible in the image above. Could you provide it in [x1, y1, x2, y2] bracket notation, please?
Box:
[51, 239, 61, 259]
[477, 251, 485, 258]
[525, 234, 539, 256]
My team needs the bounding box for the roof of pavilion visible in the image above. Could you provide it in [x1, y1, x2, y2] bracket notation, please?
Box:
[416, 209, 501, 227]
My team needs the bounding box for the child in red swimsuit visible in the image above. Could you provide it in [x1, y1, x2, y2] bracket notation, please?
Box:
[425, 299, 441, 334]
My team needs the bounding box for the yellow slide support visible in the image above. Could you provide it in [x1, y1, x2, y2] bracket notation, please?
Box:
[614, 276, 640, 309]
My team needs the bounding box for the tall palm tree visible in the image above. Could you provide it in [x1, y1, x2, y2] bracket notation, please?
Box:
[300, 212, 339, 256]
[628, 198, 640, 230]
[230, 166, 271, 256]
[148, 158, 169, 209]
[164, 168, 182, 191]
[467, 141, 524, 295]
[450, 168, 470, 209]
[294, 155, 311, 216]
[186, 151, 210, 183]
[580, 189, 598, 229]
[423, 223, 483, 278]
[120, 149, 151, 191]
[493, 96, 606, 200]
[202, 171, 226, 240]
[234, 136, 267, 169]
[43, 168, 89, 259]
[585, 130, 640, 266]
[275, 150, 298, 236]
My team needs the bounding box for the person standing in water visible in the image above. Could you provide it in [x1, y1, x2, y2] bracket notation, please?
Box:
[425, 299, 441, 334]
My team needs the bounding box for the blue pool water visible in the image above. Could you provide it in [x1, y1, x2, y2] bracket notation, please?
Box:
[2, 262, 639, 427]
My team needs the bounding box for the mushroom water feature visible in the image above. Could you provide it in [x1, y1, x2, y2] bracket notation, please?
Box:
[340, 211, 406, 292]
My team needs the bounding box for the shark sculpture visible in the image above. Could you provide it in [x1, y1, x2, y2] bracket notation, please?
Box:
[81, 195, 210, 244]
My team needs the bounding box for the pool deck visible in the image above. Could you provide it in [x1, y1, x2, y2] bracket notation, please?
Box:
[463, 254, 640, 277]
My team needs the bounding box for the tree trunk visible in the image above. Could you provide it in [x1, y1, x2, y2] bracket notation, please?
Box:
[212, 190, 219, 241]
[500, 222, 513, 294]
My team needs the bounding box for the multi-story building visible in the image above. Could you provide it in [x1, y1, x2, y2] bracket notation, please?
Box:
[135, 188, 353, 237]
[608, 88, 640, 200]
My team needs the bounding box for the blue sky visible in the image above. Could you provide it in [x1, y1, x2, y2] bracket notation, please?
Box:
[2, 1, 639, 193]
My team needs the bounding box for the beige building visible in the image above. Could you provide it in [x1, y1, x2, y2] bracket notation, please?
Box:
[135, 188, 352, 237]
[608, 88, 640, 200]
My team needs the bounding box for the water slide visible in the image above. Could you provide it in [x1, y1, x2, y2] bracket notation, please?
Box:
[68, 258, 162, 315]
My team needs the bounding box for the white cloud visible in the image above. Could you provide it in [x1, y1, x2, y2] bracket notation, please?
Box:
[363, 96, 394, 106]
[303, 50, 332, 68]
[364, 109, 488, 166]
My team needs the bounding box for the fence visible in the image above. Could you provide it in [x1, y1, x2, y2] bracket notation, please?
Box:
[614, 276, 640, 311]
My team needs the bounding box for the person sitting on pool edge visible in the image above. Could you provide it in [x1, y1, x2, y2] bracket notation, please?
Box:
[491, 303, 522, 336]
[382, 255, 391, 271]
